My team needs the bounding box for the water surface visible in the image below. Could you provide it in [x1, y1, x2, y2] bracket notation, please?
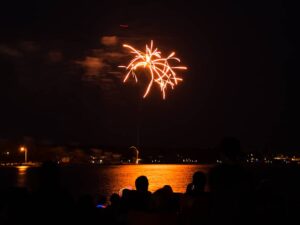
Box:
[1, 164, 213, 199]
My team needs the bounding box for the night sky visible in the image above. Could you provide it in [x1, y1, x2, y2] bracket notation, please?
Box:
[0, 0, 298, 152]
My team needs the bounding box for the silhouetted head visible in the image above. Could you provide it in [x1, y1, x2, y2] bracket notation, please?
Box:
[154, 185, 173, 196]
[121, 188, 131, 199]
[110, 193, 120, 206]
[135, 176, 149, 192]
[192, 171, 206, 190]
[162, 185, 173, 194]
[220, 137, 242, 162]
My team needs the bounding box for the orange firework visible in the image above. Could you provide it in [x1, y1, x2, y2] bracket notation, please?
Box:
[120, 40, 187, 99]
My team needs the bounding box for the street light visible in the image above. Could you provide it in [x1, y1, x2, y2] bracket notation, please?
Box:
[19, 146, 28, 164]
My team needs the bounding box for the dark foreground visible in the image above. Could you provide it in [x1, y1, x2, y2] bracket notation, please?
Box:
[0, 162, 299, 225]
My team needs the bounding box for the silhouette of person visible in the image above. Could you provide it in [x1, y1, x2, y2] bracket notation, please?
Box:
[126, 176, 152, 211]
[135, 175, 149, 192]
[209, 137, 254, 225]
[152, 185, 178, 212]
[219, 137, 243, 163]
[186, 171, 206, 196]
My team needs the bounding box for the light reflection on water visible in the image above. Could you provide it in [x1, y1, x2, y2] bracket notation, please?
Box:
[94, 164, 213, 196]
[16, 165, 29, 187]
[10, 164, 213, 198]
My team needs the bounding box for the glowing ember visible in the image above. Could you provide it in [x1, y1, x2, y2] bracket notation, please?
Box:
[120, 40, 187, 99]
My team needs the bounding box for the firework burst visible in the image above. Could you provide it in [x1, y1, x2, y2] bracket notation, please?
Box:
[120, 40, 187, 99]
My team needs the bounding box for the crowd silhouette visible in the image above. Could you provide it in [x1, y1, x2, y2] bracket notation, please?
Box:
[0, 138, 299, 224]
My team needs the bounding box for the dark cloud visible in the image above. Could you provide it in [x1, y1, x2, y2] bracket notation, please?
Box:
[47, 50, 64, 63]
[0, 44, 23, 58]
[19, 41, 39, 52]
[76, 36, 127, 95]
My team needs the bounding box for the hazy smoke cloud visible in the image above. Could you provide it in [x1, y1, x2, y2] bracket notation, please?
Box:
[19, 41, 39, 52]
[77, 56, 107, 76]
[101, 36, 118, 46]
[0, 45, 23, 58]
[47, 50, 64, 63]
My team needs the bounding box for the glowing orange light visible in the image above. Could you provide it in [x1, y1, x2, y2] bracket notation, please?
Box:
[19, 146, 28, 163]
[17, 165, 29, 174]
[120, 40, 187, 99]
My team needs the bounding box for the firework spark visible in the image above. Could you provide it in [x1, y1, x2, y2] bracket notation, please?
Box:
[120, 40, 187, 99]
